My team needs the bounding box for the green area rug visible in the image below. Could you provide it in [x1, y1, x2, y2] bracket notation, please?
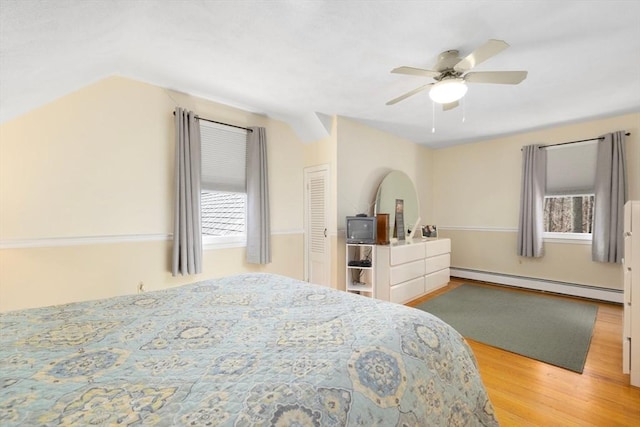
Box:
[416, 284, 598, 373]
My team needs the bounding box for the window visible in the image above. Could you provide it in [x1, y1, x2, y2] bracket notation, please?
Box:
[199, 121, 248, 247]
[544, 141, 596, 241]
[201, 191, 246, 236]
[544, 194, 594, 233]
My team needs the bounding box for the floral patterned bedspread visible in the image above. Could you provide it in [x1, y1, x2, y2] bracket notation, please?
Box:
[0, 273, 497, 426]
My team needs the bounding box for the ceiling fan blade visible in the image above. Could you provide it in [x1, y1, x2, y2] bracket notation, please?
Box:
[442, 101, 459, 111]
[465, 71, 528, 84]
[391, 66, 440, 78]
[453, 39, 510, 72]
[386, 83, 433, 105]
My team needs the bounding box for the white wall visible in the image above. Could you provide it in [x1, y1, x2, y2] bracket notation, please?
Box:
[328, 112, 638, 295]
[336, 117, 434, 225]
[2, 75, 636, 309]
[432, 112, 639, 291]
[0, 76, 305, 311]
[335, 117, 434, 289]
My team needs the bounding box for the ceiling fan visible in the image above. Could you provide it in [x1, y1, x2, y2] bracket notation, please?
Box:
[387, 39, 527, 110]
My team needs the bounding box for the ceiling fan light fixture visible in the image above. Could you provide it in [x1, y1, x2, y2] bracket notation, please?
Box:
[429, 78, 468, 104]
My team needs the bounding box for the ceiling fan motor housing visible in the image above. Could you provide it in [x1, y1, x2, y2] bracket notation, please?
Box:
[433, 50, 464, 81]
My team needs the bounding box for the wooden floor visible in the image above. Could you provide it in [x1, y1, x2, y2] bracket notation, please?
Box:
[407, 278, 640, 426]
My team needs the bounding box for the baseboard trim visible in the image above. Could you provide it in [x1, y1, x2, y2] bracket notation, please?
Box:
[450, 267, 623, 304]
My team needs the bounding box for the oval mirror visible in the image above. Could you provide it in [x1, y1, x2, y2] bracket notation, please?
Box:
[374, 171, 419, 239]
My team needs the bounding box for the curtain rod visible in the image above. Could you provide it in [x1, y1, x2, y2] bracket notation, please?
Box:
[173, 111, 253, 132]
[538, 132, 630, 149]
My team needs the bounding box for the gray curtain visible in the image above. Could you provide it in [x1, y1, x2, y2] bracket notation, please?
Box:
[246, 127, 271, 264]
[172, 107, 202, 276]
[592, 131, 627, 263]
[517, 144, 546, 257]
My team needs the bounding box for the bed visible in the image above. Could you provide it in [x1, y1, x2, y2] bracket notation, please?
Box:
[0, 273, 497, 426]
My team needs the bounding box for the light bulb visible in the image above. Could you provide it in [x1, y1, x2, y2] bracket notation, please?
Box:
[429, 78, 468, 104]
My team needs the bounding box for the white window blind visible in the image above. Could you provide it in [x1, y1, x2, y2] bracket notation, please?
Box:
[545, 141, 597, 196]
[200, 121, 247, 192]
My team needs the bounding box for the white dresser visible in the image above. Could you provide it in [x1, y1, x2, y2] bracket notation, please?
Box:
[623, 200, 640, 387]
[375, 238, 451, 304]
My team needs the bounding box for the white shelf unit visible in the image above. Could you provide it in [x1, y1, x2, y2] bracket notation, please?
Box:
[346, 244, 376, 297]
[623, 200, 640, 387]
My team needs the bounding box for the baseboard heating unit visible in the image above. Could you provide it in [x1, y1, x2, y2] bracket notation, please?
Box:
[450, 268, 623, 304]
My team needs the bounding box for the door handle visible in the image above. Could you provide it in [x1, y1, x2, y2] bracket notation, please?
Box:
[324, 228, 327, 238]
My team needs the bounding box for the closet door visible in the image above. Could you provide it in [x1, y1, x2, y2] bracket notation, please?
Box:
[304, 165, 330, 287]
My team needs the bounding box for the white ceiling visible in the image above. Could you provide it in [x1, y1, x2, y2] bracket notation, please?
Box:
[1, 0, 639, 148]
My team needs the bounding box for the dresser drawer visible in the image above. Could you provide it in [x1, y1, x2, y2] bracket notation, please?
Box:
[425, 253, 450, 275]
[425, 268, 450, 293]
[390, 276, 425, 304]
[425, 239, 451, 257]
[390, 260, 425, 285]
[390, 243, 426, 265]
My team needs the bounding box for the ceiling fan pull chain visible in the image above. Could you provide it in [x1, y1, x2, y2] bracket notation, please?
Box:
[432, 101, 436, 133]
[462, 97, 466, 123]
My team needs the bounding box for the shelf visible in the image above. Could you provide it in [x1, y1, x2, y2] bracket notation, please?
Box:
[347, 282, 373, 289]
[347, 286, 373, 294]
[346, 243, 375, 298]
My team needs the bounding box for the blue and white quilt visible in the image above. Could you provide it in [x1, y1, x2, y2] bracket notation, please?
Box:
[0, 273, 497, 426]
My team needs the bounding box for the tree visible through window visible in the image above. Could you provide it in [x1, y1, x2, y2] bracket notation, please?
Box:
[543, 195, 594, 234]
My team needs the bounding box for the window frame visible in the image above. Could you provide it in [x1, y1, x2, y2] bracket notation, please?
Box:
[542, 193, 594, 244]
[199, 121, 248, 250]
[202, 230, 247, 249]
[542, 140, 597, 245]
[543, 231, 592, 244]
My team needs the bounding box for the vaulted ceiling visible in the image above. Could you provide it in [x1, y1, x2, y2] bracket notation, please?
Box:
[1, 0, 639, 147]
